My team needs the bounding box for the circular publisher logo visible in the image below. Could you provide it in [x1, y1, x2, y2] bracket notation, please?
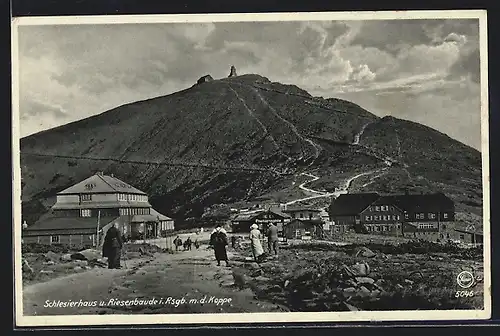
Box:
[457, 271, 475, 289]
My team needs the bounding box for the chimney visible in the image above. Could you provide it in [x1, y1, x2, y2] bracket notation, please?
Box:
[96, 171, 103, 176]
[111, 173, 114, 177]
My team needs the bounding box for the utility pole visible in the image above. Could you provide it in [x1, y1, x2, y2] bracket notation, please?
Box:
[96, 210, 101, 248]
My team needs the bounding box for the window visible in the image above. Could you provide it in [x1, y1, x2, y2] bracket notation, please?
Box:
[80, 194, 92, 202]
[397, 215, 401, 220]
[375, 206, 380, 211]
[299, 213, 304, 218]
[376, 226, 380, 232]
[443, 213, 449, 219]
[416, 213, 425, 220]
[365, 216, 370, 221]
[390, 206, 394, 211]
[429, 213, 436, 219]
[418, 223, 435, 229]
[459, 234, 465, 240]
[50, 235, 60, 243]
[81, 209, 91, 217]
[442, 224, 446, 230]
[397, 224, 401, 229]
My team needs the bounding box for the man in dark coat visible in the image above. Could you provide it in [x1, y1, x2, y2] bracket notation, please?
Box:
[102, 223, 123, 269]
[209, 226, 230, 266]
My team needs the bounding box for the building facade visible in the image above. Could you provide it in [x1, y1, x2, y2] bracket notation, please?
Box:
[284, 219, 324, 240]
[329, 192, 456, 241]
[231, 209, 291, 234]
[23, 172, 174, 247]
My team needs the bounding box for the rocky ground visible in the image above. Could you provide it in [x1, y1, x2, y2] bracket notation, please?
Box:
[21, 237, 484, 316]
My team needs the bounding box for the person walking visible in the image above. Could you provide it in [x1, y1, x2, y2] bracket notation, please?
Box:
[194, 239, 200, 249]
[102, 223, 123, 269]
[185, 236, 193, 251]
[209, 226, 230, 266]
[173, 236, 183, 251]
[267, 222, 279, 256]
[250, 224, 265, 263]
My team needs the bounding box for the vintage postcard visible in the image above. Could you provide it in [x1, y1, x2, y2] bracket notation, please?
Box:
[12, 10, 490, 327]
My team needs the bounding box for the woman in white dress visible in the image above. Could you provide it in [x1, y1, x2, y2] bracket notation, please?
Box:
[249, 224, 264, 262]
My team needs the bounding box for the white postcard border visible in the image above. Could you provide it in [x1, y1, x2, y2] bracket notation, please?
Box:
[12, 9, 491, 327]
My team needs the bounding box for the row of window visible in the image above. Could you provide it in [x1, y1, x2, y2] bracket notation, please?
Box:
[290, 213, 315, 219]
[118, 193, 147, 202]
[80, 208, 151, 217]
[365, 215, 401, 222]
[80, 194, 92, 202]
[366, 224, 401, 232]
[368, 205, 394, 212]
[119, 208, 150, 216]
[418, 223, 437, 229]
[409, 213, 449, 220]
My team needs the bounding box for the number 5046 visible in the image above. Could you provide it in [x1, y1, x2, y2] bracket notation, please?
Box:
[455, 291, 475, 298]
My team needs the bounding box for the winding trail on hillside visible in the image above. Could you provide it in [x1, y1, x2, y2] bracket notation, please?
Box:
[285, 120, 395, 207]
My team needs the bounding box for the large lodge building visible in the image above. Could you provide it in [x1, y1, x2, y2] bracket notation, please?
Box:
[23, 172, 174, 247]
[327, 191, 482, 244]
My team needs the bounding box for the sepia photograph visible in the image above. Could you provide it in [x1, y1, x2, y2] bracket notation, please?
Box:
[12, 10, 490, 326]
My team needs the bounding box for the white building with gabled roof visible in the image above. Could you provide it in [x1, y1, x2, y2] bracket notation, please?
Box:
[23, 171, 174, 247]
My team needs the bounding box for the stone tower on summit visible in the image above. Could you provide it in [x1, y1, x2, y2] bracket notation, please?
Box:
[228, 65, 237, 77]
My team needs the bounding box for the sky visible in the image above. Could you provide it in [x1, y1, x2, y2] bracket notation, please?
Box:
[16, 18, 483, 150]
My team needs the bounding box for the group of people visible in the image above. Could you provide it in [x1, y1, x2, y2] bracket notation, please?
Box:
[101, 221, 281, 270]
[208, 222, 280, 266]
[173, 236, 200, 251]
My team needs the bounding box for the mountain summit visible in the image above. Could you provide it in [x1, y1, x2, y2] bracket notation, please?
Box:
[20, 73, 482, 227]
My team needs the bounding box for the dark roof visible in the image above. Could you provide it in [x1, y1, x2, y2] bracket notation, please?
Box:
[330, 192, 455, 216]
[329, 193, 380, 216]
[376, 193, 455, 213]
[262, 209, 291, 219]
[25, 215, 119, 232]
[283, 206, 321, 213]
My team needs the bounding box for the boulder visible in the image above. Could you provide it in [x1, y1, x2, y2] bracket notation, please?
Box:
[72, 260, 88, 267]
[71, 249, 100, 261]
[22, 259, 34, 274]
[346, 262, 370, 276]
[45, 251, 59, 262]
[73, 266, 83, 271]
[60, 254, 72, 262]
[354, 247, 376, 258]
[40, 270, 54, 274]
[43, 260, 56, 266]
[355, 277, 375, 285]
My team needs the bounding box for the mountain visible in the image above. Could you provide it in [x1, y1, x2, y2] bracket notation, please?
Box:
[19, 72, 483, 228]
